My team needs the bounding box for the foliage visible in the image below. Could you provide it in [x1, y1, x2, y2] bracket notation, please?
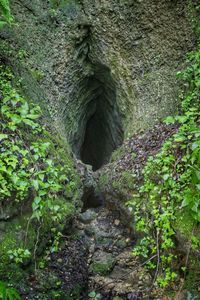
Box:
[0, 0, 13, 28]
[88, 291, 101, 300]
[0, 281, 21, 300]
[0, 66, 80, 267]
[7, 248, 31, 264]
[128, 42, 200, 288]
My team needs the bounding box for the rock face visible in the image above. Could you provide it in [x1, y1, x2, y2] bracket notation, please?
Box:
[1, 0, 194, 170]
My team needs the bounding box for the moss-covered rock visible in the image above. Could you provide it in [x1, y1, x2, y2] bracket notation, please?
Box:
[89, 252, 116, 276]
[0, 0, 195, 171]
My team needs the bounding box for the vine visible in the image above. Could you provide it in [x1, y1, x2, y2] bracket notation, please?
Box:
[0, 66, 80, 275]
[128, 39, 200, 289]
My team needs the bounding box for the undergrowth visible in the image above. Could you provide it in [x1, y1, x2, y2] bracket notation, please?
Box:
[0, 67, 80, 294]
[0, 0, 13, 28]
[0, 281, 21, 300]
[128, 38, 200, 289]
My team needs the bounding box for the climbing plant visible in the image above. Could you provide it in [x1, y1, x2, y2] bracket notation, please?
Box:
[128, 40, 200, 288]
[0, 66, 80, 265]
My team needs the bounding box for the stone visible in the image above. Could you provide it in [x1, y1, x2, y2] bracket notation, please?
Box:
[2, 0, 194, 172]
[78, 209, 97, 224]
[89, 251, 116, 276]
[114, 219, 120, 226]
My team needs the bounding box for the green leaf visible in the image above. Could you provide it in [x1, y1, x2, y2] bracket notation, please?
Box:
[0, 20, 7, 28]
[174, 135, 186, 142]
[163, 174, 170, 181]
[23, 118, 37, 128]
[164, 116, 175, 125]
[88, 291, 96, 298]
[181, 199, 189, 208]
[18, 102, 29, 116]
[0, 133, 8, 141]
[176, 115, 188, 123]
[32, 179, 39, 191]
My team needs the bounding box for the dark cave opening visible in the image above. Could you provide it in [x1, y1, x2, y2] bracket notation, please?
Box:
[73, 63, 123, 171]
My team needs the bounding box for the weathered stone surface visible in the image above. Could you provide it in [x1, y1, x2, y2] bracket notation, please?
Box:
[79, 209, 97, 223]
[0, 0, 195, 170]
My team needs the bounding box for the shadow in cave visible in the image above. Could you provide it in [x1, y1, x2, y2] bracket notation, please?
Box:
[78, 64, 124, 171]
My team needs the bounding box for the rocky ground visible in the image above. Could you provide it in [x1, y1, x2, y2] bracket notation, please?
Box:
[17, 122, 197, 300]
[77, 207, 152, 300]
[17, 205, 197, 300]
[19, 206, 153, 300]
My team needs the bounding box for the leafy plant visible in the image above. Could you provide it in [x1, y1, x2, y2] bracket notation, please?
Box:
[0, 281, 21, 300]
[0, 66, 80, 264]
[7, 248, 31, 264]
[128, 42, 200, 288]
[88, 291, 101, 300]
[0, 0, 13, 28]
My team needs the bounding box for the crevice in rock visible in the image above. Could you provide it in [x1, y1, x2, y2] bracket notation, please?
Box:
[73, 63, 124, 171]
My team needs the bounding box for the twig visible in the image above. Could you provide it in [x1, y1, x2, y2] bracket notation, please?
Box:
[24, 217, 32, 247]
[34, 224, 41, 273]
[151, 229, 160, 288]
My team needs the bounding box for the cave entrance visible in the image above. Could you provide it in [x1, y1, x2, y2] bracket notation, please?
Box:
[74, 64, 124, 171]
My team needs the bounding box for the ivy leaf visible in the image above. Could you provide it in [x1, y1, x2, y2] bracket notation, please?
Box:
[26, 113, 40, 120]
[181, 199, 189, 208]
[88, 291, 96, 298]
[0, 133, 8, 141]
[18, 102, 29, 116]
[164, 116, 175, 125]
[163, 174, 170, 181]
[32, 179, 39, 191]
[176, 115, 188, 123]
[174, 135, 186, 142]
[23, 118, 37, 128]
[10, 114, 21, 124]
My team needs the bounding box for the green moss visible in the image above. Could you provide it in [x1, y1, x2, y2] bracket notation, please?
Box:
[89, 255, 115, 276]
[0, 215, 37, 282]
[110, 146, 125, 162]
[30, 68, 45, 81]
[98, 173, 109, 190]
[185, 257, 200, 297]
[112, 170, 136, 194]
[174, 210, 196, 239]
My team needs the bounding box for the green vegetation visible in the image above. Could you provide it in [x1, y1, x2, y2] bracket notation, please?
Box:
[89, 255, 115, 276]
[0, 67, 79, 224]
[112, 170, 136, 193]
[128, 42, 200, 289]
[0, 66, 81, 293]
[0, 0, 13, 28]
[30, 68, 45, 82]
[0, 281, 21, 300]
